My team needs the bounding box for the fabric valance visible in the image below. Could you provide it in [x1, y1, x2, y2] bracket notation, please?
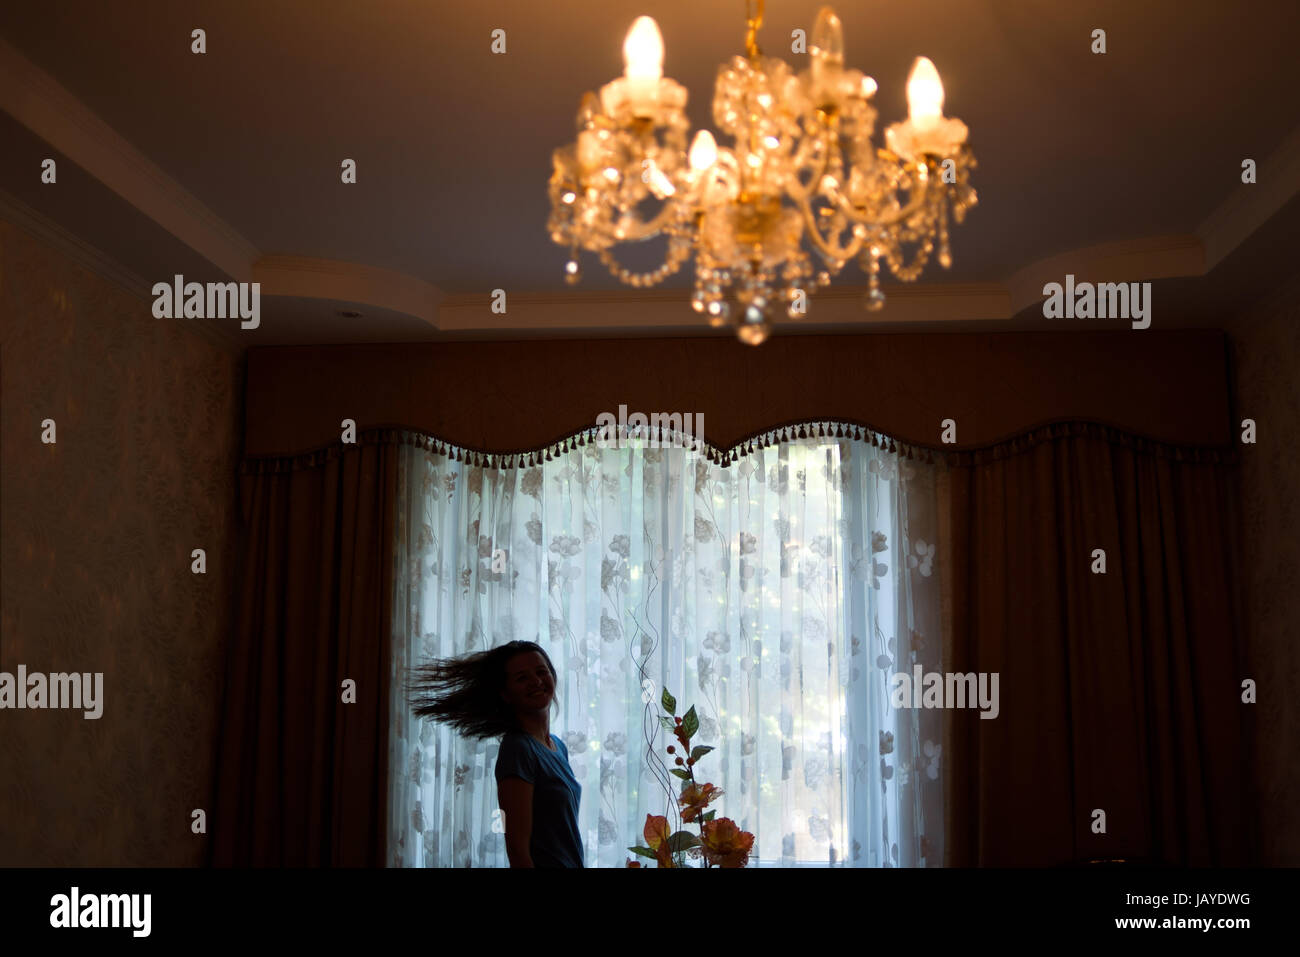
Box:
[242, 330, 1233, 461]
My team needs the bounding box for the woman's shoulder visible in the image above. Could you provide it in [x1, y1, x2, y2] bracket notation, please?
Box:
[496, 730, 532, 754]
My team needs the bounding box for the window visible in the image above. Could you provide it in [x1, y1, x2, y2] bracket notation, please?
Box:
[389, 425, 943, 867]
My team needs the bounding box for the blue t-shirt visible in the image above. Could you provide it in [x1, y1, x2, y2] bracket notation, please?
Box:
[495, 731, 584, 868]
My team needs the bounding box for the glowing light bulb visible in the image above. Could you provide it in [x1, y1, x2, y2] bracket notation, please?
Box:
[810, 7, 844, 64]
[623, 17, 663, 81]
[907, 57, 944, 133]
[689, 130, 717, 171]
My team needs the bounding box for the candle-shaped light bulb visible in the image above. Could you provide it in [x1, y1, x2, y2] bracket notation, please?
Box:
[907, 57, 944, 132]
[810, 7, 844, 64]
[623, 17, 664, 81]
[689, 130, 717, 171]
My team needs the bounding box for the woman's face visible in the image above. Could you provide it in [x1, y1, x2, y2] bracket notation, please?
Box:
[501, 651, 555, 714]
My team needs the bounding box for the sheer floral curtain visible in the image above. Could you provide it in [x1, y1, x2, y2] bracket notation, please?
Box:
[388, 423, 943, 867]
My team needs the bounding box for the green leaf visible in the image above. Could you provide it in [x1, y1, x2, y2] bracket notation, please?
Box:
[659, 716, 676, 733]
[667, 830, 701, 851]
[690, 745, 714, 762]
[703, 809, 717, 822]
[681, 705, 699, 740]
[628, 845, 657, 859]
[669, 768, 691, 780]
[661, 688, 677, 715]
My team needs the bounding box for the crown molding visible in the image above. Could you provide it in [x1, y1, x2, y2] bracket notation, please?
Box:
[1006, 234, 1205, 314]
[437, 281, 1010, 330]
[0, 34, 259, 281]
[252, 256, 444, 325]
[1197, 123, 1300, 271]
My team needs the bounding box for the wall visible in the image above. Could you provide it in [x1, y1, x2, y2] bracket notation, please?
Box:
[0, 217, 243, 865]
[1226, 269, 1300, 866]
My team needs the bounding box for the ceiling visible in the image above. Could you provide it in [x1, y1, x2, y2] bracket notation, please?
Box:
[1, 0, 1298, 348]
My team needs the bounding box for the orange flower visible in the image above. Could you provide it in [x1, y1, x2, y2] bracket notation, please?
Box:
[700, 818, 755, 868]
[678, 782, 724, 822]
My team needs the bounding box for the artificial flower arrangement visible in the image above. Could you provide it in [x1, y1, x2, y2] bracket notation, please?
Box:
[626, 688, 755, 867]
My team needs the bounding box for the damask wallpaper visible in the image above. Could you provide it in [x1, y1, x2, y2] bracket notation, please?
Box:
[0, 218, 244, 865]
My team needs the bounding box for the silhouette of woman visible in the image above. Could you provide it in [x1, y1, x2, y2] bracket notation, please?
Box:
[407, 640, 584, 867]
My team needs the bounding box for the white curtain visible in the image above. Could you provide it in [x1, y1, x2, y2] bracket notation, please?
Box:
[388, 423, 944, 867]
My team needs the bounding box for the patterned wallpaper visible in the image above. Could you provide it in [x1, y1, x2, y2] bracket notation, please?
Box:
[1227, 272, 1300, 866]
[0, 218, 244, 865]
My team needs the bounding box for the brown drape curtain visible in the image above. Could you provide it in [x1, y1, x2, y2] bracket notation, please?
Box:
[208, 438, 398, 866]
[943, 424, 1256, 866]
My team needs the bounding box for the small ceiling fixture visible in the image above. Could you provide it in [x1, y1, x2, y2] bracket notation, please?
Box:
[547, 1, 977, 344]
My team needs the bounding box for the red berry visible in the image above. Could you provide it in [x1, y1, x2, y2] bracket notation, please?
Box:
[667, 745, 675, 753]
[676, 757, 684, 765]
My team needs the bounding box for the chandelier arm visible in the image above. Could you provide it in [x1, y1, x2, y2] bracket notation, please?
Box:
[606, 199, 678, 242]
[795, 193, 863, 263]
[782, 129, 832, 204]
[833, 162, 936, 227]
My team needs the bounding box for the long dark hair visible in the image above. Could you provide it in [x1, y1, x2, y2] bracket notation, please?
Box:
[405, 640, 559, 740]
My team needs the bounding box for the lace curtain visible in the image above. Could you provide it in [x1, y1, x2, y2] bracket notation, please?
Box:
[388, 425, 944, 867]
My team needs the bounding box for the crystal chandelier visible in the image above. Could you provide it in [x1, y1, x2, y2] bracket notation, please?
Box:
[547, 1, 977, 345]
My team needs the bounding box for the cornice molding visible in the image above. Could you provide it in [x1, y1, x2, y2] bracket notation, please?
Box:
[1006, 234, 1206, 314]
[0, 34, 259, 281]
[437, 281, 1011, 329]
[252, 256, 444, 325]
[1196, 124, 1300, 271]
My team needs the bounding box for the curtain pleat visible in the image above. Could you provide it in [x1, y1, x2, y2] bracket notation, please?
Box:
[944, 434, 1255, 865]
[208, 441, 398, 866]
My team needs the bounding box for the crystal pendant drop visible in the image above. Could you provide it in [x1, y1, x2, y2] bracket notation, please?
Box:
[564, 259, 582, 285]
[737, 299, 771, 345]
[864, 286, 885, 311]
